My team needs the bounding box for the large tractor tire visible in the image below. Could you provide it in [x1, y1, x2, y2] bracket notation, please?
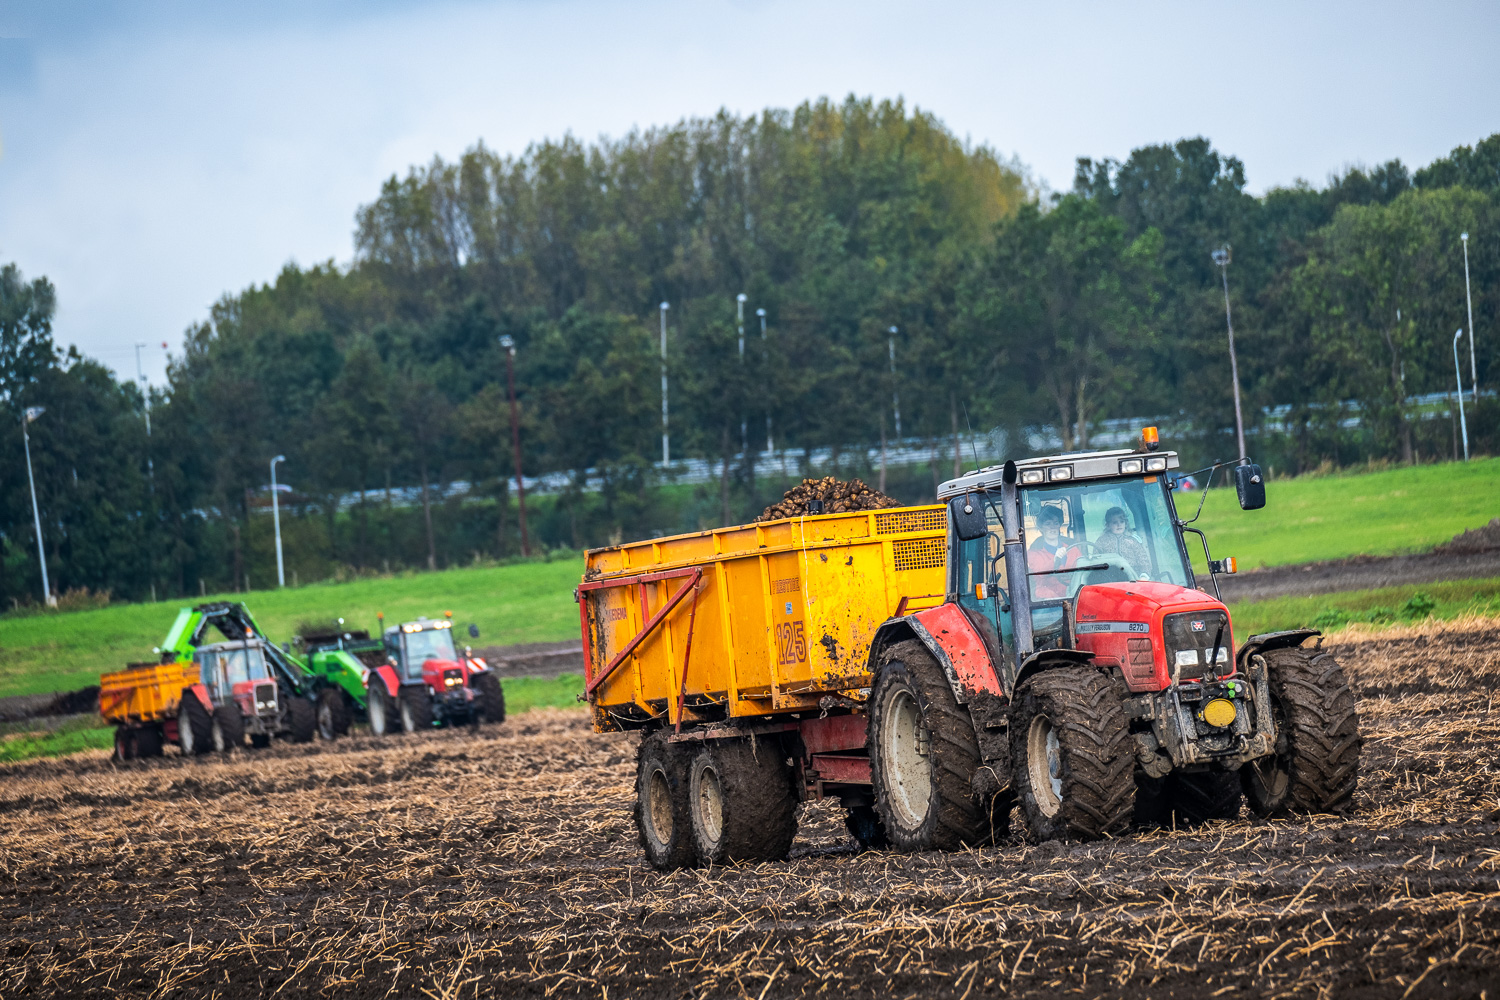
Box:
[869, 640, 991, 851]
[210, 705, 245, 752]
[634, 731, 696, 870]
[367, 681, 397, 736]
[177, 696, 212, 756]
[1242, 647, 1361, 817]
[473, 672, 506, 724]
[400, 689, 435, 734]
[316, 687, 349, 741]
[135, 725, 163, 758]
[286, 696, 317, 743]
[1011, 664, 1134, 841]
[687, 738, 798, 865]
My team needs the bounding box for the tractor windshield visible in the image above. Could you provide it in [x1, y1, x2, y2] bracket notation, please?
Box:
[1020, 476, 1193, 600]
[403, 628, 458, 674]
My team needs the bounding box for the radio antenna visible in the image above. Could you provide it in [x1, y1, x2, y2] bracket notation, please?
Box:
[961, 401, 981, 471]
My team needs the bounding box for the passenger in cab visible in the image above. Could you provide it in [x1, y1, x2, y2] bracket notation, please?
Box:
[1092, 506, 1151, 578]
[1028, 506, 1083, 599]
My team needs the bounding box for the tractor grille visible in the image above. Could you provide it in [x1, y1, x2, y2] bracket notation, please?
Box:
[254, 683, 277, 713]
[442, 668, 464, 689]
[1163, 611, 1231, 680]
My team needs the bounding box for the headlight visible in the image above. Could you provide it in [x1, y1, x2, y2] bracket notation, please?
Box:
[1119, 458, 1144, 475]
[1021, 469, 1045, 484]
[1174, 649, 1200, 668]
[1048, 466, 1073, 481]
[1145, 457, 1168, 472]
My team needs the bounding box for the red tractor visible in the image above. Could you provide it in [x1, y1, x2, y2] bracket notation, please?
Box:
[363, 615, 506, 735]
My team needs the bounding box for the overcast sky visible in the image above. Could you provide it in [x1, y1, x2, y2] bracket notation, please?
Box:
[1, 0, 1496, 386]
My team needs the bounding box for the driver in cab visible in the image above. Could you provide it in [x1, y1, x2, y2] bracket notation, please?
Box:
[1028, 505, 1082, 599]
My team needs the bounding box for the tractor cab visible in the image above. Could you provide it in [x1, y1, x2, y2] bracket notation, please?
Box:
[196, 640, 279, 723]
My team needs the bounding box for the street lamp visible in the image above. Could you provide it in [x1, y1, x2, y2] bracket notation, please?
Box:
[22, 406, 55, 607]
[757, 308, 771, 452]
[736, 293, 748, 456]
[1462, 232, 1477, 399]
[1211, 247, 1248, 464]
[1454, 329, 1470, 461]
[499, 335, 530, 557]
[270, 455, 286, 587]
[660, 301, 670, 466]
[888, 327, 901, 439]
[134, 343, 155, 489]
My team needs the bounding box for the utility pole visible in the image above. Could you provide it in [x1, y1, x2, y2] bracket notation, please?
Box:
[888, 327, 901, 439]
[270, 455, 286, 587]
[736, 293, 748, 457]
[660, 301, 670, 466]
[757, 308, 771, 453]
[1211, 247, 1248, 464]
[1462, 232, 1477, 399]
[499, 335, 530, 557]
[22, 406, 55, 606]
[1454, 328, 1470, 461]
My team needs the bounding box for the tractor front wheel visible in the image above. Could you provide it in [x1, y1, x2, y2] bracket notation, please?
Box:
[400, 689, 434, 734]
[635, 731, 695, 870]
[1243, 647, 1361, 817]
[1011, 664, 1134, 841]
[210, 705, 245, 752]
[286, 696, 317, 743]
[178, 697, 212, 756]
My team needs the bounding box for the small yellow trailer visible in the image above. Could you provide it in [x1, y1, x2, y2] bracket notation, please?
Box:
[99, 660, 201, 761]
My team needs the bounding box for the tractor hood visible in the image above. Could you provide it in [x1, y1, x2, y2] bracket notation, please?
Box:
[1075, 581, 1224, 623]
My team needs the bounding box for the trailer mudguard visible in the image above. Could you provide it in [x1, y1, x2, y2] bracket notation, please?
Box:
[371, 664, 401, 699]
[871, 604, 1003, 704]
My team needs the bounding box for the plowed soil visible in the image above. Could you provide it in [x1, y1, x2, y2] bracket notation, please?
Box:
[3, 621, 1499, 999]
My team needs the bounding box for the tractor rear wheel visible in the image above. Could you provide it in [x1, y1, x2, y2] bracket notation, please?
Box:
[400, 689, 434, 733]
[634, 731, 695, 870]
[316, 687, 348, 741]
[1011, 664, 1134, 841]
[210, 705, 245, 752]
[178, 697, 212, 756]
[366, 682, 396, 736]
[286, 696, 317, 743]
[473, 672, 506, 724]
[113, 727, 135, 762]
[869, 640, 990, 851]
[1243, 647, 1361, 817]
[687, 739, 798, 865]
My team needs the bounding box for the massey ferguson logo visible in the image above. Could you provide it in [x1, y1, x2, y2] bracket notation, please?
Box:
[1191, 620, 1206, 632]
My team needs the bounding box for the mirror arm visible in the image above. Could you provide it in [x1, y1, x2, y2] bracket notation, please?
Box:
[1180, 526, 1221, 601]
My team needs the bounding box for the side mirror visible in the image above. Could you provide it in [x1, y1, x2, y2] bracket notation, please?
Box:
[950, 494, 988, 542]
[1234, 464, 1266, 510]
[468, 623, 480, 639]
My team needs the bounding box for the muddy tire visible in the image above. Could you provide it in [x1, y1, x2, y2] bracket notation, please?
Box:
[113, 727, 135, 762]
[316, 687, 349, 741]
[400, 689, 434, 733]
[845, 805, 889, 851]
[1011, 665, 1134, 841]
[634, 731, 695, 870]
[286, 696, 317, 743]
[367, 682, 396, 736]
[177, 696, 212, 756]
[135, 725, 163, 758]
[869, 641, 989, 851]
[210, 705, 245, 752]
[687, 739, 798, 865]
[473, 672, 506, 724]
[1243, 647, 1361, 817]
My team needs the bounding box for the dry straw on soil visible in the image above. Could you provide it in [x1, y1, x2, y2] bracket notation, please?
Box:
[2, 620, 1499, 998]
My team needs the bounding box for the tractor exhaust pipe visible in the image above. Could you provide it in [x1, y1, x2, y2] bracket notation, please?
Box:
[999, 461, 1033, 660]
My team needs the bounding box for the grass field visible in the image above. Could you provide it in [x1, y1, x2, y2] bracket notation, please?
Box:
[1186, 456, 1500, 571]
[1226, 576, 1500, 637]
[0, 559, 584, 699]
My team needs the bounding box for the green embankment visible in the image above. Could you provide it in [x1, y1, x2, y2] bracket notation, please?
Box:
[1226, 576, 1500, 638]
[0, 559, 584, 699]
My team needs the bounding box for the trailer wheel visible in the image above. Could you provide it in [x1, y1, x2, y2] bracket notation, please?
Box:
[844, 805, 889, 851]
[473, 672, 506, 724]
[316, 687, 348, 741]
[1243, 648, 1361, 817]
[1011, 664, 1134, 841]
[113, 727, 135, 762]
[367, 682, 396, 736]
[688, 738, 798, 865]
[400, 689, 434, 733]
[635, 732, 695, 870]
[178, 697, 212, 756]
[869, 640, 989, 851]
[135, 725, 163, 758]
[210, 705, 245, 752]
[286, 696, 317, 743]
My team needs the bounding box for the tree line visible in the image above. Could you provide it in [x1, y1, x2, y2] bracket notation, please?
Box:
[2, 96, 1496, 608]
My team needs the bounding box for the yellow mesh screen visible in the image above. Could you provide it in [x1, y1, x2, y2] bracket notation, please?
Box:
[876, 509, 946, 534]
[892, 537, 946, 572]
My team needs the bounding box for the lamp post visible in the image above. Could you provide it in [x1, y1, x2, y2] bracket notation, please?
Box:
[660, 301, 670, 466]
[270, 455, 286, 587]
[1454, 329, 1470, 461]
[757, 308, 771, 453]
[1462, 232, 1477, 399]
[134, 343, 155, 489]
[22, 406, 54, 607]
[499, 335, 530, 557]
[1211, 247, 1248, 464]
[888, 327, 901, 439]
[736, 293, 748, 457]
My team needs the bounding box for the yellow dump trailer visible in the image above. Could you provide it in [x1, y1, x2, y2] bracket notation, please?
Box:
[99, 659, 200, 760]
[579, 505, 948, 732]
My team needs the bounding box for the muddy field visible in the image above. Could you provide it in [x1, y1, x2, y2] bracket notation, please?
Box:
[3, 623, 1499, 999]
